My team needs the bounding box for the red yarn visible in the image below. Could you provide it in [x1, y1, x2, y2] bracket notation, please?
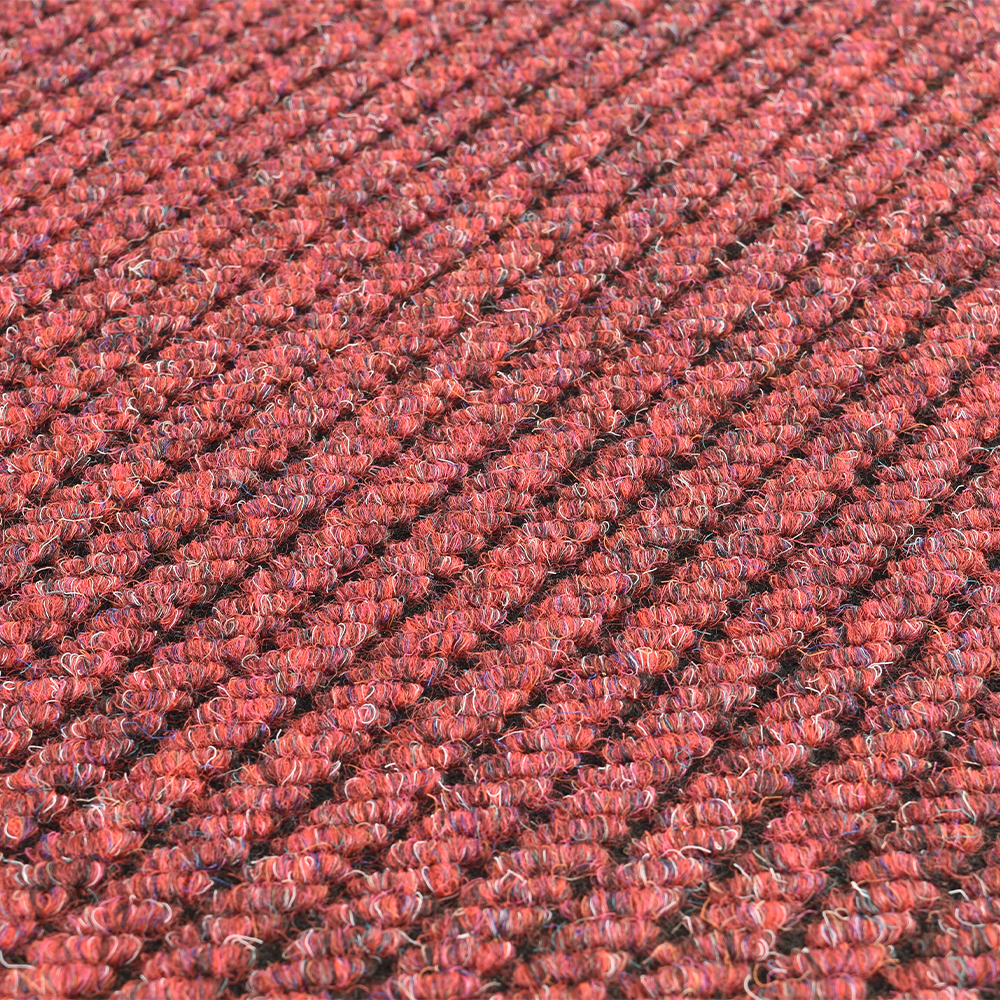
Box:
[4, 0, 1000, 997]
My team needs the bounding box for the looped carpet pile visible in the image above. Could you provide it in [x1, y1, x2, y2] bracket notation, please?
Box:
[3, 0, 1000, 997]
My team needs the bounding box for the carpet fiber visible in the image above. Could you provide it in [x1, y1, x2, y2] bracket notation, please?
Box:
[1, 0, 999, 997]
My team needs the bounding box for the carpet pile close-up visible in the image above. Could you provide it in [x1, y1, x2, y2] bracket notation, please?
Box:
[4, 0, 1000, 997]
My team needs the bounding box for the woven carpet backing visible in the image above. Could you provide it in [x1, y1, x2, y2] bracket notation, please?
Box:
[1, 0, 999, 997]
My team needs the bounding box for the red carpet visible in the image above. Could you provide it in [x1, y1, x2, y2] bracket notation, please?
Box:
[1, 0, 1000, 997]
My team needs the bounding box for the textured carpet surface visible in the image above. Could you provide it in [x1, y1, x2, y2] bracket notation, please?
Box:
[3, 0, 1000, 998]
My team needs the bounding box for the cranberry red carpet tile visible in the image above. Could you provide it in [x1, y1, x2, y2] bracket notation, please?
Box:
[5, 0, 1000, 998]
